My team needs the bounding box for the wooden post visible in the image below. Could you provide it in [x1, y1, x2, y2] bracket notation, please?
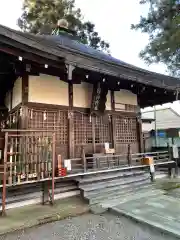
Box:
[67, 64, 75, 159]
[127, 144, 132, 166]
[92, 116, 96, 153]
[1, 132, 8, 216]
[21, 73, 29, 129]
[137, 117, 143, 153]
[81, 145, 86, 172]
[110, 91, 116, 150]
[22, 73, 29, 105]
[51, 132, 55, 205]
[10, 89, 13, 111]
[68, 82, 74, 158]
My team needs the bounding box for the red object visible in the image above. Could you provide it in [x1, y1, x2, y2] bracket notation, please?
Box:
[58, 167, 67, 176]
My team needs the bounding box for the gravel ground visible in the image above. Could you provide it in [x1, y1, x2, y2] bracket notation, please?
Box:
[0, 213, 177, 240]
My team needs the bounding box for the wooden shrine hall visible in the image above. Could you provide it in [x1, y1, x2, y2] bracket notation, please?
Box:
[0, 20, 179, 178]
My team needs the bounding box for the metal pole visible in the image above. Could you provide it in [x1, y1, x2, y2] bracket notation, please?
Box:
[1, 132, 8, 216]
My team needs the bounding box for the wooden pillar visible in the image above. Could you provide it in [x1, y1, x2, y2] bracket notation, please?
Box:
[22, 73, 29, 105]
[10, 89, 13, 111]
[67, 64, 75, 159]
[92, 116, 96, 153]
[137, 117, 144, 153]
[21, 73, 29, 129]
[110, 91, 116, 150]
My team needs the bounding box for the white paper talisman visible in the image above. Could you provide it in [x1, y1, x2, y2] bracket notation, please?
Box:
[150, 163, 155, 173]
[64, 159, 72, 171]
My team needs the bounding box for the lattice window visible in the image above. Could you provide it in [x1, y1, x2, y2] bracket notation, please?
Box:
[56, 111, 68, 145]
[27, 108, 68, 145]
[94, 116, 111, 143]
[116, 116, 137, 144]
[74, 112, 92, 145]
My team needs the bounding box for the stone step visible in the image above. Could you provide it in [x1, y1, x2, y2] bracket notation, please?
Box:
[76, 170, 146, 184]
[88, 180, 152, 205]
[79, 174, 150, 192]
[90, 188, 164, 214]
[101, 189, 165, 208]
[84, 177, 151, 199]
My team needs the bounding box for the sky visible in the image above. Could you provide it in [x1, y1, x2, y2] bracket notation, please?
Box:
[0, 0, 179, 110]
[0, 0, 166, 74]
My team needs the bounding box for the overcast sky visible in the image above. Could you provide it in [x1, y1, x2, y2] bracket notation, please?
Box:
[0, 0, 178, 110]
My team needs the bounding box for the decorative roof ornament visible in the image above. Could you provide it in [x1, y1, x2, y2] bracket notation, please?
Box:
[57, 19, 69, 29]
[52, 19, 74, 36]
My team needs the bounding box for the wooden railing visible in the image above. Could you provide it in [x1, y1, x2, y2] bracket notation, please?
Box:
[62, 150, 175, 175]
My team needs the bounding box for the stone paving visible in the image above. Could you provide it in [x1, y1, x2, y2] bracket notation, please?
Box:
[1, 213, 177, 240]
[0, 196, 89, 236]
[112, 193, 180, 238]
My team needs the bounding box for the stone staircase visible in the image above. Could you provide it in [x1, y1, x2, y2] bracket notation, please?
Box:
[76, 169, 165, 213]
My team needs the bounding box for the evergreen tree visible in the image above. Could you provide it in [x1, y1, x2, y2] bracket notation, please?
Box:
[18, 0, 110, 52]
[131, 0, 180, 76]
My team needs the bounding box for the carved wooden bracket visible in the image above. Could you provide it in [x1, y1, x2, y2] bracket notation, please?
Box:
[66, 64, 75, 81]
